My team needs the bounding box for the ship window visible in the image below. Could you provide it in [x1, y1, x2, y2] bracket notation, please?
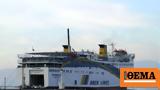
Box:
[36, 64, 44, 67]
[46, 63, 62, 67]
[27, 63, 44, 67]
[101, 72, 104, 75]
[66, 70, 69, 73]
[89, 71, 93, 74]
[74, 80, 77, 85]
[17, 65, 22, 68]
[65, 70, 72, 73]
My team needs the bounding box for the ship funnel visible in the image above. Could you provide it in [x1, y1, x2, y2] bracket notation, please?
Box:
[99, 44, 107, 57]
[63, 45, 70, 53]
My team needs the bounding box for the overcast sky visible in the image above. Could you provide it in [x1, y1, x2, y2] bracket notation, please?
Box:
[0, 0, 160, 69]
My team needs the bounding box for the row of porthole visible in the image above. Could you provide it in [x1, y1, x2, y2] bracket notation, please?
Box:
[49, 69, 105, 75]
[63, 70, 105, 75]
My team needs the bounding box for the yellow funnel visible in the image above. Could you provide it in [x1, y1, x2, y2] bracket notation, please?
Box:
[99, 44, 107, 57]
[63, 45, 70, 53]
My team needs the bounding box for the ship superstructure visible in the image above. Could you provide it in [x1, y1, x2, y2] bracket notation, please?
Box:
[17, 29, 134, 90]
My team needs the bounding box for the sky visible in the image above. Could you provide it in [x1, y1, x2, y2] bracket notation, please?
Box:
[0, 0, 160, 69]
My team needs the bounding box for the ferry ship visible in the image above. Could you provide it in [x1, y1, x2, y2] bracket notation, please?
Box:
[17, 29, 135, 90]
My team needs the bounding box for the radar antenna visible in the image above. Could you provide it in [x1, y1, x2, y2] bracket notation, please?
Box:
[109, 42, 116, 55]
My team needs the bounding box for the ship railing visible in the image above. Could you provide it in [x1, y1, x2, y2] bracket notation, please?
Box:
[96, 61, 133, 64]
[18, 54, 49, 59]
[18, 59, 62, 64]
[18, 54, 67, 59]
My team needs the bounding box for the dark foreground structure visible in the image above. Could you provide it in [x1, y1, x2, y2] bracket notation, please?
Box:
[0, 86, 127, 90]
[1, 89, 127, 90]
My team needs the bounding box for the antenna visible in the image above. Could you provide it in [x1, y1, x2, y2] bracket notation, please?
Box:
[67, 28, 71, 52]
[110, 42, 115, 51]
[110, 42, 116, 56]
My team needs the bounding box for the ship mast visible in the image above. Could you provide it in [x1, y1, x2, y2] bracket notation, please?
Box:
[67, 28, 71, 53]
